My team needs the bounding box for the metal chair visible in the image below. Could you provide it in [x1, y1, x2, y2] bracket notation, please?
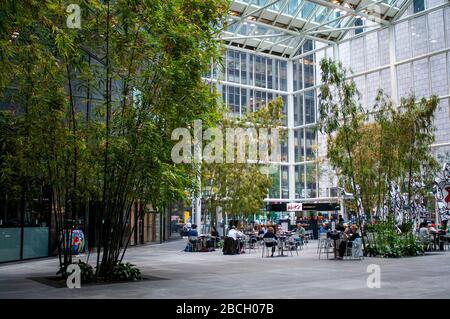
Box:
[187, 236, 200, 252]
[262, 237, 276, 258]
[344, 238, 364, 260]
[318, 234, 333, 259]
[286, 236, 299, 256]
[244, 235, 257, 254]
[417, 234, 433, 251]
[317, 233, 327, 253]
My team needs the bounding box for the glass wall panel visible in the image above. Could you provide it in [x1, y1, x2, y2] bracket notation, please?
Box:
[411, 16, 428, 57]
[395, 21, 411, 61]
[279, 61, 287, 91]
[303, 54, 315, 89]
[267, 58, 274, 89]
[23, 227, 49, 259]
[227, 50, 240, 84]
[281, 166, 289, 199]
[428, 10, 445, 52]
[0, 228, 21, 262]
[241, 52, 248, 85]
[413, 59, 429, 98]
[304, 90, 315, 124]
[295, 165, 305, 199]
[305, 127, 317, 161]
[430, 54, 448, 96]
[255, 56, 266, 88]
[295, 128, 305, 162]
[294, 93, 303, 126]
[268, 166, 281, 198]
[305, 163, 317, 198]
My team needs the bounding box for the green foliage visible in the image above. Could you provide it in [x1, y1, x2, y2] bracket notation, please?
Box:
[216, 240, 224, 248]
[111, 262, 142, 281]
[318, 58, 439, 218]
[202, 97, 285, 220]
[0, 0, 228, 279]
[55, 260, 95, 283]
[365, 219, 424, 257]
[77, 260, 95, 283]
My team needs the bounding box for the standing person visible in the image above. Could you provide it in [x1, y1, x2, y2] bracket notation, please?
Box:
[263, 226, 278, 257]
[338, 224, 360, 259]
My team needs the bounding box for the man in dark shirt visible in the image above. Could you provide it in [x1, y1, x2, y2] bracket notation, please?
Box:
[187, 224, 199, 237]
[338, 224, 360, 259]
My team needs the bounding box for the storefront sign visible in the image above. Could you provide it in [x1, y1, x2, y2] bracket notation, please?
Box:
[267, 202, 340, 212]
[287, 203, 303, 211]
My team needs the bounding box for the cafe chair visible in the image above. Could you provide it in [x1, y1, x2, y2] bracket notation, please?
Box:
[262, 238, 276, 258]
[286, 237, 299, 256]
[318, 234, 333, 259]
[344, 238, 364, 260]
[187, 236, 200, 252]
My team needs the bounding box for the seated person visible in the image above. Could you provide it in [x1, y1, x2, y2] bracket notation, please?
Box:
[419, 222, 429, 237]
[338, 224, 360, 259]
[187, 224, 198, 237]
[258, 225, 266, 236]
[319, 223, 329, 234]
[184, 224, 199, 251]
[296, 223, 306, 238]
[342, 223, 350, 234]
[275, 225, 283, 236]
[263, 226, 278, 257]
[207, 226, 219, 249]
[227, 226, 244, 253]
[427, 223, 438, 235]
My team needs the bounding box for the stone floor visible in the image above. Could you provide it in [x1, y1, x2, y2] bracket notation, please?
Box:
[0, 239, 449, 299]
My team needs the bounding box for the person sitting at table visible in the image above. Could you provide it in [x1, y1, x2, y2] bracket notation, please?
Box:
[207, 225, 219, 250]
[319, 223, 329, 234]
[337, 224, 360, 259]
[227, 226, 245, 253]
[183, 224, 199, 252]
[187, 224, 198, 237]
[263, 226, 278, 257]
[296, 223, 306, 238]
[258, 225, 267, 236]
[427, 223, 438, 234]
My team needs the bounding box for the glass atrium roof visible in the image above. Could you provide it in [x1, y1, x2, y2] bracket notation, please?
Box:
[222, 0, 413, 58]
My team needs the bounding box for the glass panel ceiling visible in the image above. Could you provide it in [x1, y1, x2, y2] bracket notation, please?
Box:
[223, 0, 412, 58]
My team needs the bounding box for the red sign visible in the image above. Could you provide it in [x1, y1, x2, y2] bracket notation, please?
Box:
[287, 203, 303, 212]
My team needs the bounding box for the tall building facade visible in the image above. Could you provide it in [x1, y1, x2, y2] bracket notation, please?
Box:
[208, 0, 450, 205]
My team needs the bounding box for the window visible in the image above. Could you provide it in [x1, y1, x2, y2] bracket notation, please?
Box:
[413, 0, 425, 13]
[355, 18, 363, 35]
